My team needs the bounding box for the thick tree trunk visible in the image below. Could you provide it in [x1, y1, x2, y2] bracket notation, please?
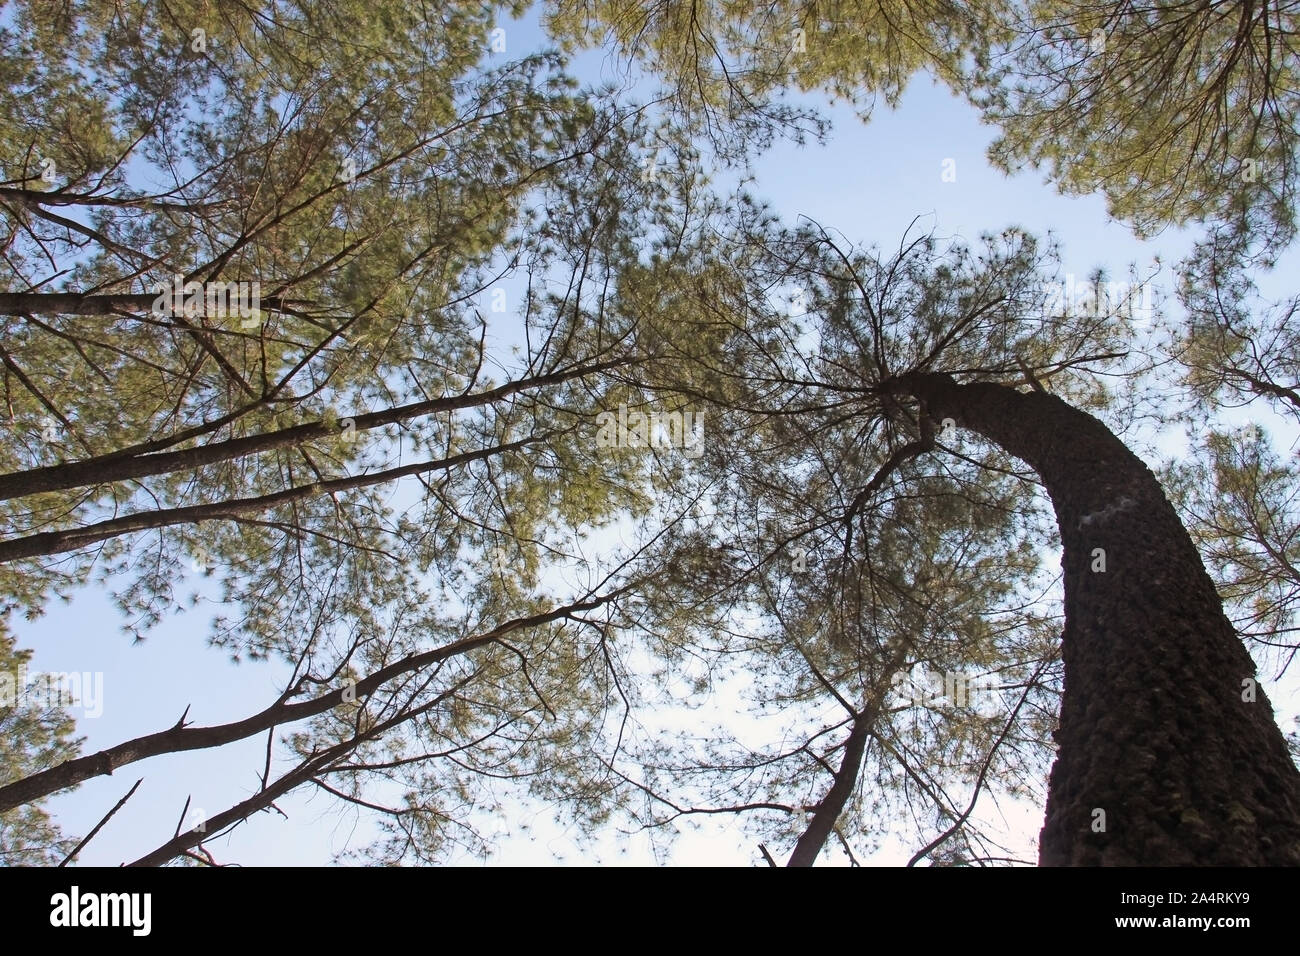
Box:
[886, 372, 1300, 865]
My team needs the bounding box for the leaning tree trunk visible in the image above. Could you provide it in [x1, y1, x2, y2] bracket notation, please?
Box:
[787, 710, 872, 867]
[885, 372, 1300, 865]
[786, 640, 911, 866]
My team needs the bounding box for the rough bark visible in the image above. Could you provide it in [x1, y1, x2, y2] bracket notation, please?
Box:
[886, 372, 1300, 865]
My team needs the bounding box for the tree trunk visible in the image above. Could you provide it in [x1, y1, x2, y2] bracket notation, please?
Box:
[787, 713, 871, 867]
[786, 641, 911, 866]
[886, 372, 1300, 865]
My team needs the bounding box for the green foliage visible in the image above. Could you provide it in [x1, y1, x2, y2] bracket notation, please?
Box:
[544, 0, 1010, 155]
[1166, 426, 1300, 673]
[1174, 232, 1300, 423]
[0, 627, 82, 864]
[3, 0, 1293, 867]
[547, 0, 1005, 107]
[546, 1, 1298, 247]
[976, 1, 1300, 249]
[0, 1, 640, 662]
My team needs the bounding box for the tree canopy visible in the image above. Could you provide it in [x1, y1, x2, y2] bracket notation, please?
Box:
[2, 0, 1299, 867]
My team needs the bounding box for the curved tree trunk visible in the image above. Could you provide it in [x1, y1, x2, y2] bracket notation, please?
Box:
[886, 372, 1300, 865]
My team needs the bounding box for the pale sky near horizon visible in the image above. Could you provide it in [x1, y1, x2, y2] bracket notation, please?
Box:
[12, 8, 1300, 867]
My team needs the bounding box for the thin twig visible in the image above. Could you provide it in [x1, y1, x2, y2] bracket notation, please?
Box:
[58, 778, 143, 866]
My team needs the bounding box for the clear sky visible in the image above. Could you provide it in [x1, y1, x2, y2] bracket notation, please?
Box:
[16, 8, 1300, 867]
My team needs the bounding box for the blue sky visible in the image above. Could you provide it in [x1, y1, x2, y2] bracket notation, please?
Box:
[13, 9, 1300, 866]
